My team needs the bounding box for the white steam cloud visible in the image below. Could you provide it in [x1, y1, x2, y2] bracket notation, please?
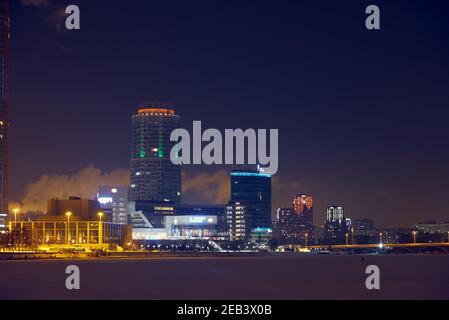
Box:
[182, 170, 230, 205]
[11, 165, 302, 219]
[11, 165, 130, 214]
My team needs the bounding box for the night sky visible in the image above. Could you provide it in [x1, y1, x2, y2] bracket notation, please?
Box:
[9, 0, 449, 227]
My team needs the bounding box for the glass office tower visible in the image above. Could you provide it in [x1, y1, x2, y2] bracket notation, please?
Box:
[231, 170, 272, 239]
[130, 102, 181, 204]
[293, 194, 314, 232]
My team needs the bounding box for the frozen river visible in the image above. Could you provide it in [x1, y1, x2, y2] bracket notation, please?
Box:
[0, 254, 448, 300]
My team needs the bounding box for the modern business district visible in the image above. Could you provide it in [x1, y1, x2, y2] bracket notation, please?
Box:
[1, 104, 449, 257]
[0, 0, 448, 258]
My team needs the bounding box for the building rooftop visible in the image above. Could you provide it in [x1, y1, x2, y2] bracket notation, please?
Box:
[231, 171, 271, 178]
[137, 101, 176, 116]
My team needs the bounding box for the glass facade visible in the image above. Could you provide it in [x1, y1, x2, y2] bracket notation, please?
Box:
[165, 215, 221, 240]
[130, 102, 181, 204]
[0, 0, 10, 230]
[8, 221, 126, 248]
[231, 171, 272, 239]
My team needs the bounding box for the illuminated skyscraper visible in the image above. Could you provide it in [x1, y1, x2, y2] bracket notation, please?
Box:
[0, 0, 10, 230]
[326, 206, 344, 224]
[293, 194, 313, 231]
[231, 170, 272, 239]
[129, 102, 181, 204]
[325, 206, 347, 244]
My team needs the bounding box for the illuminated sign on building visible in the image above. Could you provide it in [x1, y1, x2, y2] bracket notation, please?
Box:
[98, 197, 113, 205]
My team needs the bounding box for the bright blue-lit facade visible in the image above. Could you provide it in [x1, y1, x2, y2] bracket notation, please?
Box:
[231, 170, 272, 239]
[231, 172, 272, 178]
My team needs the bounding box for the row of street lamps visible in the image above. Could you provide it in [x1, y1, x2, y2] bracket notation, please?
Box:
[12, 209, 104, 224]
[11, 209, 105, 246]
[65, 211, 104, 244]
[9, 209, 449, 246]
[303, 229, 449, 247]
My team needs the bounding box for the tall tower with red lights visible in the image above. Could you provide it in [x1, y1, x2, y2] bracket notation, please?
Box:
[293, 194, 313, 231]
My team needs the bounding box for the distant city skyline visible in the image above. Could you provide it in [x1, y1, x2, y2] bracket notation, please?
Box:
[6, 0, 449, 228]
[2, 1, 449, 303]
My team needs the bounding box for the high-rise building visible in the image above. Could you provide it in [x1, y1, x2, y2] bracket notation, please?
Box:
[129, 102, 181, 204]
[275, 207, 300, 244]
[293, 194, 313, 231]
[231, 170, 272, 239]
[0, 0, 10, 231]
[326, 206, 345, 224]
[97, 186, 129, 224]
[226, 201, 246, 241]
[345, 218, 352, 231]
[325, 206, 347, 244]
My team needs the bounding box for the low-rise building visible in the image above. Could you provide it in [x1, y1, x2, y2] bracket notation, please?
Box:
[9, 216, 132, 251]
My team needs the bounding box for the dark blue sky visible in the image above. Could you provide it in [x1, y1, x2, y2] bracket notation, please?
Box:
[9, 0, 449, 227]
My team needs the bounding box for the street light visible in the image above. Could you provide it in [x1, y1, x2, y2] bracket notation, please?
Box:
[66, 211, 72, 245]
[379, 232, 383, 244]
[98, 211, 105, 246]
[305, 233, 309, 248]
[12, 208, 20, 252]
[412, 231, 417, 244]
[12, 208, 19, 226]
[345, 233, 349, 246]
[351, 227, 355, 245]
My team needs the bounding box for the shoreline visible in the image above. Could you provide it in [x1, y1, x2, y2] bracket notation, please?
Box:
[1, 251, 446, 262]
